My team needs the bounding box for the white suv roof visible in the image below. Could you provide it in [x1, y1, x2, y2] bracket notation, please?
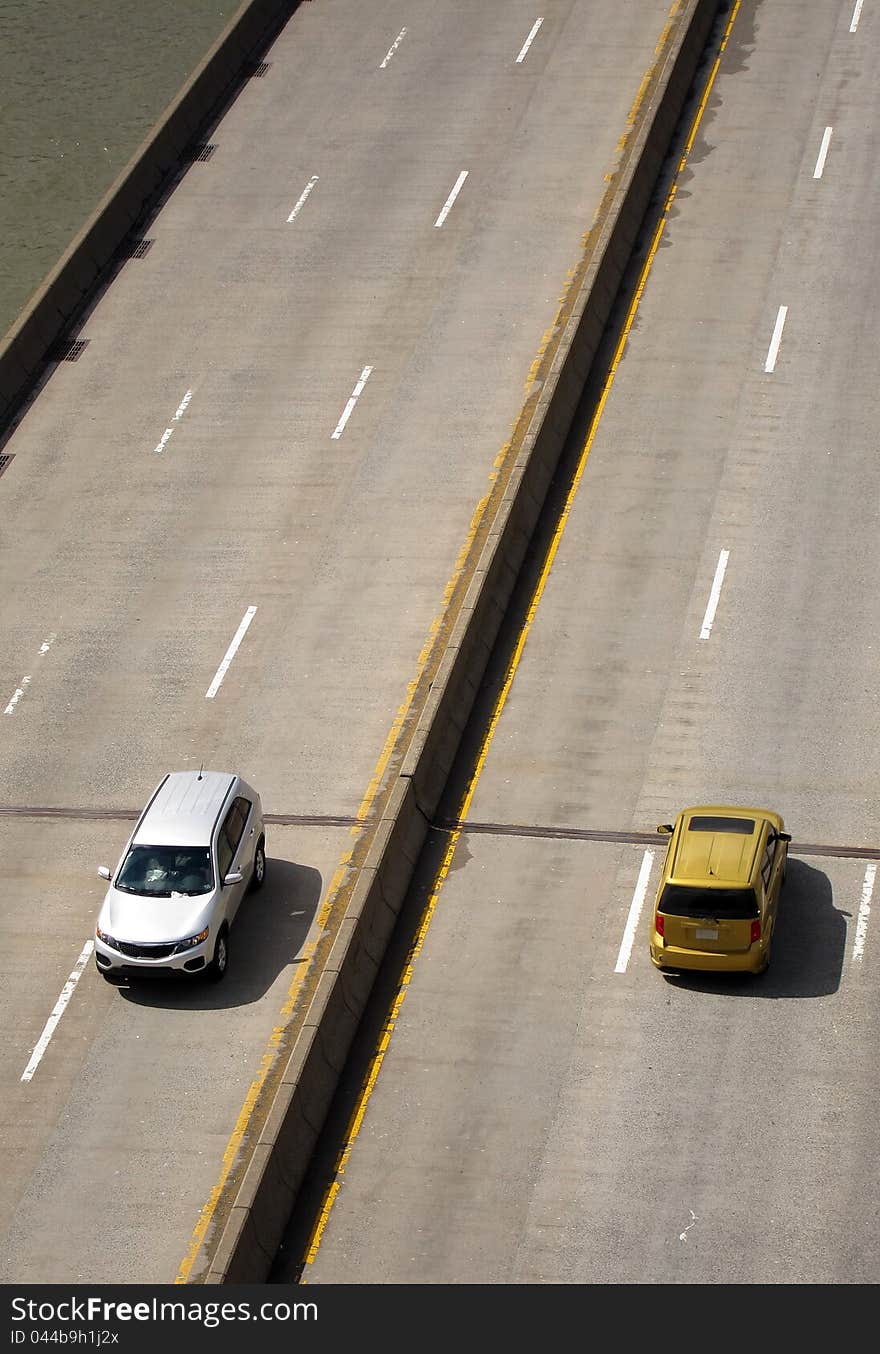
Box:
[131, 771, 236, 848]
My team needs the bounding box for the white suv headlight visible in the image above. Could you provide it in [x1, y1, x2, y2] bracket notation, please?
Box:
[176, 928, 210, 951]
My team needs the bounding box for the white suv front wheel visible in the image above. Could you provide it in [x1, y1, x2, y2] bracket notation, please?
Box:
[207, 926, 229, 981]
[250, 838, 266, 892]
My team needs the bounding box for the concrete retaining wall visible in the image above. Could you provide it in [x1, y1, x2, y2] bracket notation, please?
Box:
[202, 0, 724, 1284]
[0, 0, 301, 429]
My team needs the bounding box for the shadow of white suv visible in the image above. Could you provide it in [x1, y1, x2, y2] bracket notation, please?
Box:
[95, 770, 265, 982]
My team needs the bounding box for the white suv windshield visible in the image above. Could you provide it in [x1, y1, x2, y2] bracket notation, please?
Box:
[116, 845, 213, 898]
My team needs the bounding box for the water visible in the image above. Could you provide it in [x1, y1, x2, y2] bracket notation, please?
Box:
[0, 0, 234, 341]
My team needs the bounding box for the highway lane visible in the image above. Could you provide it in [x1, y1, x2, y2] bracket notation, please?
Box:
[293, 0, 880, 1283]
[0, 1, 681, 1283]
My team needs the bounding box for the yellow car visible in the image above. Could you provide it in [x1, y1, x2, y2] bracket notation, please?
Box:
[649, 805, 791, 975]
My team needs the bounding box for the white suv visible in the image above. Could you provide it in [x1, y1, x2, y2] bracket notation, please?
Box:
[95, 770, 265, 982]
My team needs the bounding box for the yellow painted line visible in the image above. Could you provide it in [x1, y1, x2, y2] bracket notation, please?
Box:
[300, 0, 742, 1274]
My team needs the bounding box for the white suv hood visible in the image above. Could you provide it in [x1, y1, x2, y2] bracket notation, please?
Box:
[100, 885, 214, 944]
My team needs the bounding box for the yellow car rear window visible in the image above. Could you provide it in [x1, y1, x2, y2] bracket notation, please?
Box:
[659, 885, 759, 918]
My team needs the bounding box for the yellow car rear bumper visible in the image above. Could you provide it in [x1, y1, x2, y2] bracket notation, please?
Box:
[650, 941, 767, 974]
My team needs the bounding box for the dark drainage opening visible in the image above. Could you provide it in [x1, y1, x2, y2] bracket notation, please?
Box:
[0, 454, 14, 478]
[186, 143, 217, 163]
[247, 60, 271, 76]
[120, 238, 154, 259]
[49, 338, 90, 362]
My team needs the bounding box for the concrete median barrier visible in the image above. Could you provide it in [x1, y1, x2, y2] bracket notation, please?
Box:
[200, 0, 724, 1284]
[0, 0, 301, 429]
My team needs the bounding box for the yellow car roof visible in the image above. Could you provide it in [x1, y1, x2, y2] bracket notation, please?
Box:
[670, 805, 782, 887]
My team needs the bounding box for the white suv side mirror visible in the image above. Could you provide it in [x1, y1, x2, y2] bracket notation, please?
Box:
[97, 866, 111, 880]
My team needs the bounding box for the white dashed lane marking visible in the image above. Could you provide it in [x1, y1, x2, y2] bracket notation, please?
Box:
[614, 849, 654, 973]
[152, 386, 193, 454]
[4, 633, 57, 715]
[205, 606, 258, 699]
[287, 175, 319, 222]
[852, 863, 875, 962]
[434, 171, 468, 228]
[380, 28, 407, 68]
[21, 940, 94, 1083]
[331, 366, 373, 439]
[699, 549, 729, 640]
[516, 18, 544, 63]
[813, 127, 832, 179]
[764, 305, 788, 373]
